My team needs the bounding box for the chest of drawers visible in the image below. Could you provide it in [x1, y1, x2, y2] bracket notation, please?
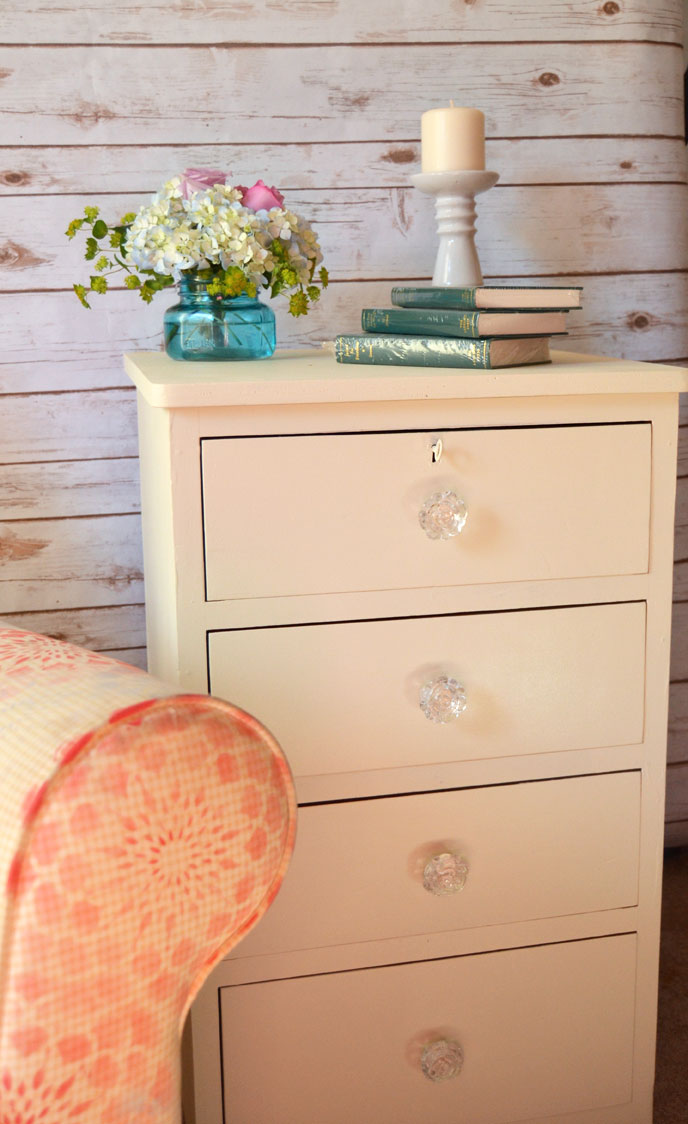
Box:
[125, 348, 687, 1124]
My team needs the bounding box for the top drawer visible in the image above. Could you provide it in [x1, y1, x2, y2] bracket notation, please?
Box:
[202, 423, 651, 601]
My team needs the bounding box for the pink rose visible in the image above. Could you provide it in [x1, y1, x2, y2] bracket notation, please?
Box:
[241, 179, 285, 211]
[180, 167, 227, 199]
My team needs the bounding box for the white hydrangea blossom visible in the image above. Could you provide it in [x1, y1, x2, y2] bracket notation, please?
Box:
[123, 177, 324, 289]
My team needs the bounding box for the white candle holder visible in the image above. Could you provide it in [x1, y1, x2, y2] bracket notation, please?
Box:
[411, 170, 499, 287]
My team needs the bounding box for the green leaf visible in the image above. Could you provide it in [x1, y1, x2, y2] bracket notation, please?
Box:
[89, 275, 108, 294]
[84, 237, 98, 261]
[207, 266, 253, 299]
[120, 212, 136, 225]
[140, 280, 159, 303]
[109, 230, 123, 249]
[92, 219, 108, 240]
[94, 255, 109, 272]
[307, 285, 320, 302]
[84, 205, 99, 223]
[65, 218, 85, 240]
[73, 283, 91, 309]
[269, 238, 288, 262]
[125, 274, 141, 289]
[288, 290, 308, 317]
[319, 266, 329, 288]
[280, 266, 298, 288]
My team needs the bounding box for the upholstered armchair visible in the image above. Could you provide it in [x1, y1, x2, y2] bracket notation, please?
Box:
[0, 627, 296, 1124]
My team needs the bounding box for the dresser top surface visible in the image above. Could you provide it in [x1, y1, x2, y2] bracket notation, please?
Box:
[124, 347, 688, 409]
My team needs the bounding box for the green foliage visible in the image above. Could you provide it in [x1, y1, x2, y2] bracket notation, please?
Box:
[66, 196, 327, 318]
[73, 283, 91, 309]
[66, 218, 85, 240]
[138, 275, 174, 303]
[67, 203, 159, 306]
[139, 274, 175, 303]
[206, 266, 256, 299]
[261, 236, 327, 316]
[289, 291, 308, 317]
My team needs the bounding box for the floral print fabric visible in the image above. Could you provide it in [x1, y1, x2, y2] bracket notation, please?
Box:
[0, 628, 296, 1123]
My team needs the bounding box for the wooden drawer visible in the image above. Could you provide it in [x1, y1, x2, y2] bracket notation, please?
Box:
[201, 423, 651, 601]
[234, 771, 640, 957]
[208, 602, 645, 778]
[219, 934, 636, 1123]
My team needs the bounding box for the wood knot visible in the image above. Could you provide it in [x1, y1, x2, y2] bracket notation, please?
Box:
[538, 72, 560, 87]
[0, 240, 49, 270]
[67, 100, 117, 128]
[628, 312, 651, 332]
[381, 147, 416, 165]
[601, 1, 620, 15]
[1, 171, 29, 186]
[620, 160, 633, 169]
[0, 242, 20, 265]
[0, 529, 48, 562]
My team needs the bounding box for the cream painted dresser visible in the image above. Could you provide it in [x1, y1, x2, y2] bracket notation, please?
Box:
[125, 348, 687, 1124]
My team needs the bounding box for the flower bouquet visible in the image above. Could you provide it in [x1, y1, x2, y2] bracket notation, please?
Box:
[66, 168, 329, 360]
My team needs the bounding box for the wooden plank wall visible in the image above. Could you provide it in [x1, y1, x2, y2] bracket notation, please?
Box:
[2, 1, 688, 840]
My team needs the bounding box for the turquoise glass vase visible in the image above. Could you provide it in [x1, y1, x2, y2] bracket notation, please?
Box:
[164, 275, 276, 361]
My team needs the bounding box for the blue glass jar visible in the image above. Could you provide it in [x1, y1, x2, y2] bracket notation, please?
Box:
[164, 275, 276, 361]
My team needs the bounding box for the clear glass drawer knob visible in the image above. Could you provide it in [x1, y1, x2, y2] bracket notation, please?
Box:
[419, 490, 467, 539]
[421, 1039, 464, 1082]
[423, 852, 469, 896]
[419, 675, 467, 723]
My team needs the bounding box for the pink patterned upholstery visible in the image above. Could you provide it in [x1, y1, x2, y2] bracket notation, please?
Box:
[0, 628, 296, 1123]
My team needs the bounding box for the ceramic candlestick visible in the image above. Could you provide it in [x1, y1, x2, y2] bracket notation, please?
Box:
[411, 169, 499, 287]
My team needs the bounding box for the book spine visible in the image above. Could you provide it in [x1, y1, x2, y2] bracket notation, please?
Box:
[334, 335, 492, 369]
[390, 286, 478, 310]
[362, 308, 481, 337]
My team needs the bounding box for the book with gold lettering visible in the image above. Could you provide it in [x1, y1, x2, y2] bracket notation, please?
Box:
[390, 285, 582, 311]
[361, 306, 567, 338]
[333, 334, 551, 369]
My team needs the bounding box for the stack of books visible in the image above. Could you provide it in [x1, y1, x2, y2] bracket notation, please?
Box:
[333, 284, 583, 370]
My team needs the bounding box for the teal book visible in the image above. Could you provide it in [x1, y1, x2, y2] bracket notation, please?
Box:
[334, 334, 551, 370]
[361, 306, 568, 338]
[390, 284, 583, 311]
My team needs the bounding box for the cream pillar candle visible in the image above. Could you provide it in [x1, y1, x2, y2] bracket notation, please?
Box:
[421, 105, 485, 173]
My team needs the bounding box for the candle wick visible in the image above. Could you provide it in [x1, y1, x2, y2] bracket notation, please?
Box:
[449, 99, 455, 108]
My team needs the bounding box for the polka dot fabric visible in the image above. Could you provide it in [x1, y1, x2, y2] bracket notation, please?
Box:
[0, 628, 296, 1123]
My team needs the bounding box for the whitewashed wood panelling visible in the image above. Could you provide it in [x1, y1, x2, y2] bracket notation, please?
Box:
[2, 137, 686, 194]
[0, 44, 684, 144]
[2, 1, 682, 44]
[0, 603, 145, 656]
[3, 272, 688, 396]
[0, 458, 140, 519]
[0, 389, 137, 463]
[1, 0, 687, 838]
[0, 513, 142, 608]
[3, 186, 688, 289]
